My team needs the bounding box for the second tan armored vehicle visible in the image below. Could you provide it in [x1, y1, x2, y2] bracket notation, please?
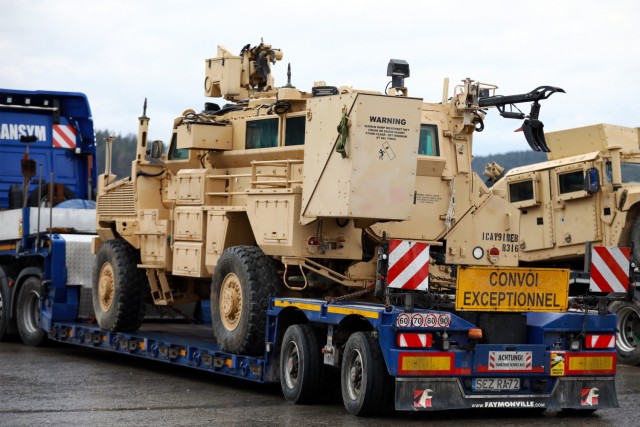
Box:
[492, 124, 640, 266]
[92, 41, 562, 355]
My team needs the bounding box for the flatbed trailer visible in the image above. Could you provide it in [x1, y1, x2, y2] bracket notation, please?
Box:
[38, 261, 620, 413]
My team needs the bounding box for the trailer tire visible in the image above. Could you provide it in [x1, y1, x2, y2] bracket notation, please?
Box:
[341, 332, 393, 416]
[609, 300, 640, 365]
[16, 277, 47, 346]
[211, 246, 279, 355]
[0, 283, 9, 341]
[280, 324, 324, 404]
[28, 183, 76, 207]
[92, 239, 146, 332]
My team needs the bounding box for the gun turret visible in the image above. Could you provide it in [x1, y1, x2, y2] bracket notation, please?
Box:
[204, 41, 283, 101]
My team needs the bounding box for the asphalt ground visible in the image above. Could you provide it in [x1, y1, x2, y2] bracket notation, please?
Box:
[0, 337, 638, 426]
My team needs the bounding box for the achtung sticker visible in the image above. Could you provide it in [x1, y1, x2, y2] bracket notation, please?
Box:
[550, 352, 565, 376]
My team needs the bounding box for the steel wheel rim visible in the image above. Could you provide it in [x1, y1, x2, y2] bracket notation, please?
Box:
[284, 341, 300, 389]
[23, 289, 40, 333]
[617, 306, 640, 352]
[0, 290, 4, 319]
[98, 263, 115, 312]
[347, 349, 364, 401]
[219, 273, 242, 331]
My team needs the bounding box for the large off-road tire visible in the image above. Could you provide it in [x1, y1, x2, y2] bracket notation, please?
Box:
[341, 332, 393, 416]
[0, 282, 9, 341]
[280, 324, 324, 404]
[609, 300, 640, 365]
[16, 277, 47, 346]
[92, 239, 147, 332]
[211, 246, 280, 355]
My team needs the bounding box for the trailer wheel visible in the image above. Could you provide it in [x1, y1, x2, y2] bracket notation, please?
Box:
[0, 283, 9, 341]
[92, 239, 146, 332]
[280, 324, 324, 404]
[211, 246, 280, 355]
[341, 332, 393, 416]
[16, 277, 47, 346]
[609, 300, 640, 365]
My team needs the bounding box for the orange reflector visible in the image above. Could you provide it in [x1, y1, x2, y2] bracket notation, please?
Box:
[565, 352, 616, 375]
[179, 349, 187, 357]
[398, 352, 454, 375]
[397, 333, 433, 348]
[585, 334, 615, 349]
[225, 359, 233, 368]
[468, 328, 483, 339]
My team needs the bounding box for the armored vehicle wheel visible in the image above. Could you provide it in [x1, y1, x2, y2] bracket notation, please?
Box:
[92, 239, 146, 332]
[16, 277, 47, 346]
[211, 246, 279, 355]
[280, 324, 324, 404]
[609, 300, 640, 365]
[340, 332, 392, 416]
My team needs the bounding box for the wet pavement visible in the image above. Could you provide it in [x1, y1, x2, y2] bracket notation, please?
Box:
[0, 337, 638, 426]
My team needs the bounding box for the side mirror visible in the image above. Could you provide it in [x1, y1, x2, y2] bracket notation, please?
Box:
[149, 140, 164, 159]
[585, 167, 600, 194]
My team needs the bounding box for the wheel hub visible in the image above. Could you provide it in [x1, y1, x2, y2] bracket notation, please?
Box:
[617, 305, 640, 352]
[98, 263, 115, 313]
[219, 273, 242, 331]
[347, 350, 363, 400]
[284, 342, 300, 389]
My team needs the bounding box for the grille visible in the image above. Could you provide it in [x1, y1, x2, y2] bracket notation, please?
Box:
[97, 181, 137, 217]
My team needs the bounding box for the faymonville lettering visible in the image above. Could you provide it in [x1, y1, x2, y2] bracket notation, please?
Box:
[369, 116, 407, 125]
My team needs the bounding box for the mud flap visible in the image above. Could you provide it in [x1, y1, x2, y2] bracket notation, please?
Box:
[395, 377, 618, 411]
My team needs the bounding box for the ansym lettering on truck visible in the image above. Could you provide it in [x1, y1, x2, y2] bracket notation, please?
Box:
[0, 123, 47, 142]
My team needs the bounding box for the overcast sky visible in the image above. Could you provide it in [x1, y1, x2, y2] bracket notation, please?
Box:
[2, 0, 639, 156]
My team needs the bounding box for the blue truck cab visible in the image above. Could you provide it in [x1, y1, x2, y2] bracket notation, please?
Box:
[0, 88, 96, 208]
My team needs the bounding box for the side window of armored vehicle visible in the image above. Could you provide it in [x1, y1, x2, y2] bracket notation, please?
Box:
[284, 116, 305, 146]
[246, 118, 279, 149]
[558, 170, 585, 194]
[605, 161, 613, 183]
[509, 180, 534, 203]
[168, 132, 189, 160]
[621, 162, 640, 183]
[418, 124, 439, 156]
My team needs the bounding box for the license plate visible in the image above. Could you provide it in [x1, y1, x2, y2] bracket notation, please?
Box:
[472, 378, 520, 391]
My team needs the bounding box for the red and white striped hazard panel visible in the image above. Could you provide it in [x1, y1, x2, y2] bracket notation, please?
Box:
[585, 334, 616, 349]
[52, 124, 76, 149]
[589, 246, 630, 293]
[397, 333, 433, 348]
[387, 240, 429, 290]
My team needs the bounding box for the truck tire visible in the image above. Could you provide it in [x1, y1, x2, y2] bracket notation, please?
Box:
[280, 324, 324, 404]
[340, 332, 393, 416]
[92, 239, 146, 332]
[211, 246, 280, 355]
[630, 217, 640, 264]
[28, 183, 75, 207]
[0, 283, 9, 341]
[16, 277, 47, 346]
[609, 300, 640, 365]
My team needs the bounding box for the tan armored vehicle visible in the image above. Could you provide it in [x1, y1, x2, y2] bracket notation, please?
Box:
[492, 124, 640, 266]
[92, 41, 562, 355]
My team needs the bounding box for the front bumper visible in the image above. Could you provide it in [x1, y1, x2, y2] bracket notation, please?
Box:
[395, 376, 617, 411]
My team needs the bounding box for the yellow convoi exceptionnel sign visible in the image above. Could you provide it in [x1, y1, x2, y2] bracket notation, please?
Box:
[455, 266, 569, 312]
